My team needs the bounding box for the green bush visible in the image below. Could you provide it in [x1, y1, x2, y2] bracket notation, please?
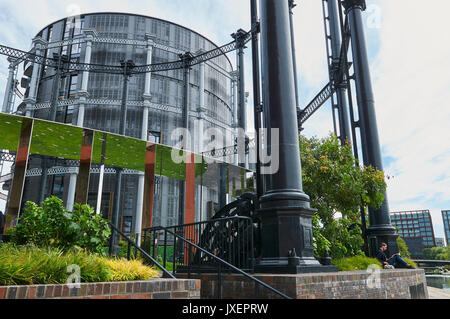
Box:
[7, 197, 111, 254]
[397, 237, 411, 258]
[0, 244, 109, 286]
[0, 244, 160, 286]
[403, 258, 418, 268]
[332, 256, 382, 271]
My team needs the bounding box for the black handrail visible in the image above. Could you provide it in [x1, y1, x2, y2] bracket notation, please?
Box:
[108, 222, 176, 279]
[143, 216, 255, 272]
[156, 225, 292, 300]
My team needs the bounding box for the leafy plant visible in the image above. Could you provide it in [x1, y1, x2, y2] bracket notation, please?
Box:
[72, 203, 111, 254]
[396, 237, 411, 258]
[300, 134, 387, 259]
[7, 196, 111, 254]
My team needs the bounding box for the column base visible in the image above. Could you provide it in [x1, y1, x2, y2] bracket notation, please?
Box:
[255, 257, 338, 274]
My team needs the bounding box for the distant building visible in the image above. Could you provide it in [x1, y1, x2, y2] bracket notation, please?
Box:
[390, 210, 436, 258]
[442, 210, 450, 246]
[435, 237, 445, 247]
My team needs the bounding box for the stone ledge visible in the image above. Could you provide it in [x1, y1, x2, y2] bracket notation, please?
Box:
[0, 279, 201, 300]
[201, 269, 428, 299]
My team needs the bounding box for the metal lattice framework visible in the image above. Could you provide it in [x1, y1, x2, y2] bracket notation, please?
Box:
[0, 30, 252, 75]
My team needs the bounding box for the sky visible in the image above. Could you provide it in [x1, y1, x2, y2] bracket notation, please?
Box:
[0, 0, 449, 240]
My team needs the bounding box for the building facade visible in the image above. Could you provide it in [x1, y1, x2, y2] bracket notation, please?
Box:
[390, 210, 436, 258]
[12, 13, 241, 232]
[442, 210, 450, 247]
[435, 237, 445, 247]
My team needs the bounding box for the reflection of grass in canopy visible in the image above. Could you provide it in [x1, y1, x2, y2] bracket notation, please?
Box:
[30, 120, 83, 160]
[0, 114, 25, 151]
[155, 145, 208, 181]
[104, 134, 146, 172]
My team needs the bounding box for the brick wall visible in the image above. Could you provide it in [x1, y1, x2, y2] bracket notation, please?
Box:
[201, 269, 428, 299]
[0, 279, 201, 299]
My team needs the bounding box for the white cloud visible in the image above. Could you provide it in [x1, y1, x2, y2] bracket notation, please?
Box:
[371, 0, 450, 237]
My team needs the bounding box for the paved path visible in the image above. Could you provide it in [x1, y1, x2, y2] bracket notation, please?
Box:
[428, 287, 450, 299]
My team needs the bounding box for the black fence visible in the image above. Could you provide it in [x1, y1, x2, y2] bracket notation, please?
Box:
[142, 216, 255, 275]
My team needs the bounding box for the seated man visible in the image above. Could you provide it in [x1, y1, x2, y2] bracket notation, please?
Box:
[376, 243, 415, 269]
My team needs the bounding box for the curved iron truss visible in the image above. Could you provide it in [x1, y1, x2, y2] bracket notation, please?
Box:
[0, 30, 252, 75]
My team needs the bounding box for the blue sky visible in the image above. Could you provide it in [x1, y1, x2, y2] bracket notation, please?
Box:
[0, 0, 449, 240]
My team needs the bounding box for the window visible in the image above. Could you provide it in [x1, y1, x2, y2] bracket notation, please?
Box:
[148, 131, 161, 144]
[68, 75, 78, 98]
[122, 216, 133, 233]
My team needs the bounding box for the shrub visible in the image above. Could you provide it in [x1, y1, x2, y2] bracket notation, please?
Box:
[7, 197, 111, 254]
[403, 258, 418, 268]
[332, 256, 382, 271]
[0, 244, 159, 286]
[0, 244, 109, 286]
[101, 258, 160, 282]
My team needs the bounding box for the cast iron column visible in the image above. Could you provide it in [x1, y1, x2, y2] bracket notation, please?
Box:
[2, 58, 17, 114]
[288, 0, 300, 110]
[342, 0, 398, 256]
[256, 0, 337, 273]
[328, 0, 352, 145]
[110, 60, 135, 256]
[250, 0, 263, 198]
[232, 30, 248, 167]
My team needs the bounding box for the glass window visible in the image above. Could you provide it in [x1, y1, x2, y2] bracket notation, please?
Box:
[68, 75, 78, 97]
[122, 216, 133, 233]
[148, 131, 161, 144]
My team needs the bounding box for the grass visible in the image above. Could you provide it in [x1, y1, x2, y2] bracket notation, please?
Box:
[332, 255, 419, 271]
[332, 256, 382, 271]
[0, 244, 160, 286]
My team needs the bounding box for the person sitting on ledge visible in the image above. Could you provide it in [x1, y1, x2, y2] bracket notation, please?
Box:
[376, 243, 415, 269]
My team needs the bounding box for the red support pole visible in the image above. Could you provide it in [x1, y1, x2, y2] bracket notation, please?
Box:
[143, 144, 157, 229]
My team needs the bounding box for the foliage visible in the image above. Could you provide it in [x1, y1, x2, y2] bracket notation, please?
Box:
[300, 134, 387, 259]
[0, 244, 159, 286]
[101, 258, 159, 282]
[0, 244, 109, 286]
[7, 197, 111, 254]
[332, 256, 381, 271]
[403, 258, 418, 268]
[72, 203, 111, 254]
[422, 247, 450, 261]
[397, 237, 411, 258]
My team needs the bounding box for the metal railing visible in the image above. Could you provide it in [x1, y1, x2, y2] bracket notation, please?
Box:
[144, 224, 291, 299]
[108, 222, 176, 279]
[143, 216, 255, 274]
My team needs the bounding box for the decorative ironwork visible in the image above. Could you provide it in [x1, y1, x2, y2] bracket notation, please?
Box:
[299, 82, 335, 125]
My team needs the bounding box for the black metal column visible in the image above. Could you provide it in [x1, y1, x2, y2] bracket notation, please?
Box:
[342, 0, 398, 256]
[178, 52, 194, 226]
[256, 0, 337, 274]
[250, 0, 263, 198]
[232, 30, 248, 168]
[110, 60, 135, 256]
[328, 0, 352, 145]
[288, 0, 300, 110]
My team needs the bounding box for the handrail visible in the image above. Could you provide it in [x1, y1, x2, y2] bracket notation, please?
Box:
[108, 222, 176, 279]
[157, 225, 292, 300]
[142, 216, 253, 233]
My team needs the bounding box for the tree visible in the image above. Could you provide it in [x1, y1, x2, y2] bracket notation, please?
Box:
[300, 134, 387, 259]
[397, 237, 411, 258]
